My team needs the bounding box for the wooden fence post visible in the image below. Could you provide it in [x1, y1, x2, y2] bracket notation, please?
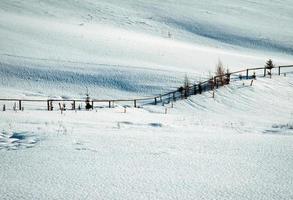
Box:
[173, 92, 176, 101]
[72, 100, 76, 110]
[19, 100, 22, 111]
[264, 67, 266, 77]
[246, 69, 249, 79]
[199, 84, 202, 94]
[108, 101, 111, 108]
[154, 97, 157, 105]
[278, 67, 281, 75]
[134, 100, 137, 108]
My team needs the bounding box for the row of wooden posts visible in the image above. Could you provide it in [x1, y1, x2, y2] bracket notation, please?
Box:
[1, 65, 292, 111]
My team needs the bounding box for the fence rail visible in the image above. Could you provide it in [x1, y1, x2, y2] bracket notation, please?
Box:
[1, 65, 292, 111]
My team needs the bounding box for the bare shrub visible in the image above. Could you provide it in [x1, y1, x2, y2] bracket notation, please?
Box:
[215, 60, 226, 85]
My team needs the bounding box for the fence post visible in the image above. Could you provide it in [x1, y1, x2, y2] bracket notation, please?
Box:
[264, 67, 266, 77]
[19, 100, 22, 111]
[199, 83, 202, 94]
[173, 92, 176, 101]
[108, 101, 111, 108]
[134, 100, 137, 108]
[278, 67, 281, 75]
[214, 77, 218, 88]
[154, 98, 157, 105]
[73, 100, 76, 110]
[91, 101, 94, 109]
[246, 69, 249, 79]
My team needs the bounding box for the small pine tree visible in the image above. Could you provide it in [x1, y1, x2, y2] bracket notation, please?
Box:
[265, 59, 274, 70]
[183, 74, 190, 98]
[85, 87, 92, 110]
[265, 59, 274, 78]
[184, 74, 190, 89]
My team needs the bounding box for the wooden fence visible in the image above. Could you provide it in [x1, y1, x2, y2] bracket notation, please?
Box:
[0, 65, 292, 111]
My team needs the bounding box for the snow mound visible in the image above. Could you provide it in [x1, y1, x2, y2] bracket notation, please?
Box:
[0, 131, 39, 150]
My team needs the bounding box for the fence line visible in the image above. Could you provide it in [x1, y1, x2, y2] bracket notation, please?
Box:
[0, 65, 292, 111]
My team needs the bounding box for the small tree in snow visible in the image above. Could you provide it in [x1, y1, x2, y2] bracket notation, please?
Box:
[215, 60, 226, 85]
[85, 87, 92, 110]
[265, 59, 275, 78]
[184, 74, 190, 89]
[183, 74, 190, 98]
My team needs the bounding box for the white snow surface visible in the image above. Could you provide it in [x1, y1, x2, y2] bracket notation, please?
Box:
[1, 1, 293, 199]
[0, 0, 293, 98]
[1, 76, 293, 200]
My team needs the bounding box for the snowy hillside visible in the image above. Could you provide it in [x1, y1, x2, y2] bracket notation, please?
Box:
[1, 1, 293, 199]
[0, 0, 293, 98]
[1, 76, 293, 200]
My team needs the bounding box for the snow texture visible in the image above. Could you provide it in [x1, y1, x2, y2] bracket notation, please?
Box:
[1, 1, 293, 199]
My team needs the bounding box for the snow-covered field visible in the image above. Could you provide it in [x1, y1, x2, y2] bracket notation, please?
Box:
[1, 77, 293, 199]
[1, 0, 293, 199]
[1, 0, 293, 98]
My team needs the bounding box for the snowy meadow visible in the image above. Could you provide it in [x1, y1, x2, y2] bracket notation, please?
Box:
[1, 0, 293, 199]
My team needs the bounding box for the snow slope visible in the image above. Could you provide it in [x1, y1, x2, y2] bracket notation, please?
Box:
[1, 76, 293, 200]
[0, 0, 293, 98]
[1, 1, 293, 199]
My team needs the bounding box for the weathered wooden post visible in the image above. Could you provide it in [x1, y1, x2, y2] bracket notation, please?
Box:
[210, 78, 214, 90]
[246, 69, 249, 79]
[154, 97, 157, 105]
[50, 101, 53, 111]
[194, 84, 197, 95]
[19, 100, 22, 111]
[91, 101, 94, 109]
[58, 103, 63, 114]
[72, 100, 76, 110]
[198, 83, 202, 94]
[134, 100, 137, 108]
[278, 66, 281, 75]
[108, 101, 111, 108]
[264, 67, 266, 77]
[214, 77, 218, 88]
[3, 104, 5, 111]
